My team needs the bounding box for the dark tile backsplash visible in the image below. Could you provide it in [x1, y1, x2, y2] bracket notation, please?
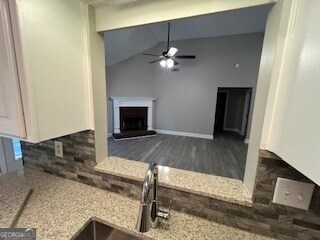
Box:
[21, 132, 320, 239]
[21, 130, 99, 185]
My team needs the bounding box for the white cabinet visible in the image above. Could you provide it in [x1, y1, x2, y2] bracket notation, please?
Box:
[0, 0, 93, 142]
[0, 0, 26, 138]
[262, 0, 320, 186]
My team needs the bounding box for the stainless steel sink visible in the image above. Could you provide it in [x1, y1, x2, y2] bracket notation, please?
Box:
[73, 220, 143, 240]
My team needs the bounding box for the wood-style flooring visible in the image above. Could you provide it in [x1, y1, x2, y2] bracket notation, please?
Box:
[108, 132, 248, 180]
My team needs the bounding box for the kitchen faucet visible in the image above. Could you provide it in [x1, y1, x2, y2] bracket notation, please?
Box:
[136, 163, 169, 232]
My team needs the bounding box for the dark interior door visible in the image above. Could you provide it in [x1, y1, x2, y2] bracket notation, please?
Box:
[214, 91, 227, 135]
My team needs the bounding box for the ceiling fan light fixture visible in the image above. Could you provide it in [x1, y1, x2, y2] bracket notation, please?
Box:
[144, 22, 196, 67]
[167, 59, 174, 68]
[160, 60, 167, 67]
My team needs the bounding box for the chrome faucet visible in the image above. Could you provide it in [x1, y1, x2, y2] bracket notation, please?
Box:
[136, 163, 169, 233]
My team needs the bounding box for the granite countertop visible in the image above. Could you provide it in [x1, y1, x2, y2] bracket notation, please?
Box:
[95, 156, 253, 206]
[0, 170, 32, 227]
[1, 168, 274, 240]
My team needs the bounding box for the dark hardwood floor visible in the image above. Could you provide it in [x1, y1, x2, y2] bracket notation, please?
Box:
[107, 132, 248, 180]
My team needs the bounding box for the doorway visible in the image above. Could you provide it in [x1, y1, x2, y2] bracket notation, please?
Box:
[213, 88, 252, 140]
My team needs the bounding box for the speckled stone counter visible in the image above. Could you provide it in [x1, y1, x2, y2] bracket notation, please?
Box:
[2, 169, 276, 240]
[95, 156, 253, 206]
[0, 168, 274, 240]
[0, 170, 32, 227]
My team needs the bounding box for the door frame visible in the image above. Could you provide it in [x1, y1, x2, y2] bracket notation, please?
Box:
[213, 88, 229, 137]
[220, 90, 229, 131]
[240, 89, 252, 136]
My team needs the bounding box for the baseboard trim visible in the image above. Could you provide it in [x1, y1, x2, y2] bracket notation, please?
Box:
[156, 129, 213, 140]
[244, 138, 250, 144]
[113, 134, 156, 141]
[224, 127, 242, 135]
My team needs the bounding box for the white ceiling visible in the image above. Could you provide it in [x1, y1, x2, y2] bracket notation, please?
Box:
[104, 5, 271, 66]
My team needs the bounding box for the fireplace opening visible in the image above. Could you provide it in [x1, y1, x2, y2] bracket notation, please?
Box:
[123, 117, 144, 131]
[120, 107, 147, 132]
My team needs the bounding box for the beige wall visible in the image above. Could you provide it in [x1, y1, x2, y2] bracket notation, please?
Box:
[243, 0, 294, 194]
[95, 0, 275, 32]
[85, 5, 107, 162]
[106, 33, 263, 136]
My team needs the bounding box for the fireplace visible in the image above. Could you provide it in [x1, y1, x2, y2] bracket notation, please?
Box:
[120, 107, 147, 132]
[110, 97, 157, 139]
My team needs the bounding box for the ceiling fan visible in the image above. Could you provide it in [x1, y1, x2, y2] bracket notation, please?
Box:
[143, 22, 196, 68]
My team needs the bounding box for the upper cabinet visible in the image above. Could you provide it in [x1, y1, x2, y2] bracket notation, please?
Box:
[262, 0, 320, 186]
[0, 0, 93, 143]
[0, 0, 26, 138]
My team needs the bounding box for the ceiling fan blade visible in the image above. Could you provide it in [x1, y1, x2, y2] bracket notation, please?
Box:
[175, 55, 196, 59]
[149, 59, 162, 64]
[167, 47, 178, 57]
[143, 53, 160, 57]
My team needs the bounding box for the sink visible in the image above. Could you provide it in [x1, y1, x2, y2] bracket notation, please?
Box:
[73, 220, 143, 240]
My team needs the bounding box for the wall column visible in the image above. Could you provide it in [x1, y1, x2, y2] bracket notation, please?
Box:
[147, 106, 153, 131]
[113, 101, 121, 133]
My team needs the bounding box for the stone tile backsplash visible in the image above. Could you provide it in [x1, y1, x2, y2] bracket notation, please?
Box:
[21, 131, 320, 239]
[21, 130, 98, 185]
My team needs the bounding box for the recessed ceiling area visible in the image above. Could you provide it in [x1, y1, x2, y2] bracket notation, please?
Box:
[104, 5, 270, 66]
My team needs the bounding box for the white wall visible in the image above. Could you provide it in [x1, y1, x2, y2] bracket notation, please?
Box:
[262, 0, 320, 186]
[154, 34, 262, 136]
[104, 25, 158, 66]
[107, 54, 156, 98]
[107, 33, 263, 136]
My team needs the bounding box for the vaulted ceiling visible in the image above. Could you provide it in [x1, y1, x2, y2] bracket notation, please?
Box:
[104, 5, 270, 66]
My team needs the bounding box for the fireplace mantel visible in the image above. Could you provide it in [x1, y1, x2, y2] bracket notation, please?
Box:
[110, 97, 156, 134]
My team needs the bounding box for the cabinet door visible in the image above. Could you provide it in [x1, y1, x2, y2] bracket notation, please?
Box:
[0, 0, 26, 138]
[267, 0, 320, 185]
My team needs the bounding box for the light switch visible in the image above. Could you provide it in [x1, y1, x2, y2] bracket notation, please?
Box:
[54, 141, 63, 158]
[273, 177, 315, 210]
